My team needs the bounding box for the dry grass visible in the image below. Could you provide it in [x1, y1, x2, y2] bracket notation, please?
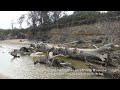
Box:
[48, 21, 120, 45]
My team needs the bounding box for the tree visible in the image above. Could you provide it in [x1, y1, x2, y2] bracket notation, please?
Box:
[105, 11, 120, 17]
[27, 11, 39, 28]
[37, 11, 51, 25]
[27, 11, 51, 27]
[18, 14, 25, 29]
[11, 20, 15, 30]
[73, 11, 102, 19]
[27, 11, 67, 28]
[50, 11, 62, 24]
[42, 11, 50, 25]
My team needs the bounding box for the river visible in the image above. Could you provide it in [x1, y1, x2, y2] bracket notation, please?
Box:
[0, 39, 106, 79]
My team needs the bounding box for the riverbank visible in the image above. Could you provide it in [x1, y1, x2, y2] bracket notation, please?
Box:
[0, 39, 32, 45]
[0, 39, 107, 79]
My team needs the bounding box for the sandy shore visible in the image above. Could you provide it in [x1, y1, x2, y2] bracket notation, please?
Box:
[0, 39, 32, 45]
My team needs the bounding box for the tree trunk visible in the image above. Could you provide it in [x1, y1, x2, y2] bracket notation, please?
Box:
[34, 42, 120, 65]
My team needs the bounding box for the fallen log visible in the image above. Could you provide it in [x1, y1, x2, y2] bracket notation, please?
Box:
[86, 63, 120, 79]
[85, 56, 120, 79]
[34, 51, 76, 70]
[33, 42, 120, 65]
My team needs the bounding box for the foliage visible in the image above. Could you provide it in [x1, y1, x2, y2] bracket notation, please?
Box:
[1, 11, 120, 40]
[17, 14, 25, 29]
[57, 11, 104, 24]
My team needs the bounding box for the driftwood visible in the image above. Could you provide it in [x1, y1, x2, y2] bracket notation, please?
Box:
[10, 46, 35, 57]
[10, 41, 120, 78]
[10, 41, 120, 66]
[34, 51, 76, 70]
[33, 42, 120, 65]
[85, 55, 120, 79]
[10, 49, 20, 58]
[86, 62, 120, 79]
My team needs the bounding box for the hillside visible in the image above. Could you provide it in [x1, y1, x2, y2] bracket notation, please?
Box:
[31, 20, 120, 49]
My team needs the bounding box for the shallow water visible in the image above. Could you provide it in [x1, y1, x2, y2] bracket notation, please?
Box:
[0, 40, 105, 79]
